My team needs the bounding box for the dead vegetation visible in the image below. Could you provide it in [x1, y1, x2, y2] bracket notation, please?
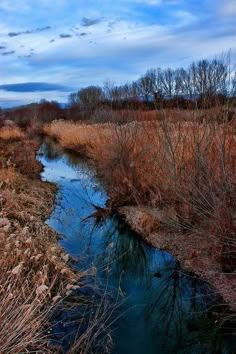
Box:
[0, 126, 25, 141]
[0, 134, 114, 353]
[43, 108, 236, 312]
[0, 136, 81, 353]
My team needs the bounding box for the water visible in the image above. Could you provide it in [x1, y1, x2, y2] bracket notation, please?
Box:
[38, 138, 235, 354]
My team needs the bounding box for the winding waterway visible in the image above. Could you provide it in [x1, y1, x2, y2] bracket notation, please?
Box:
[38, 138, 235, 354]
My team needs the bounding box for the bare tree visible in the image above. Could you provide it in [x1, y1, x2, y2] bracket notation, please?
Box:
[68, 92, 80, 107]
[78, 86, 104, 111]
[103, 80, 116, 101]
[136, 74, 152, 101]
[230, 71, 236, 96]
[160, 68, 176, 98]
[190, 58, 228, 98]
[175, 68, 193, 98]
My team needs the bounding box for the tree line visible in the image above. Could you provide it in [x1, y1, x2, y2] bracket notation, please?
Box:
[1, 53, 235, 127]
[68, 54, 236, 111]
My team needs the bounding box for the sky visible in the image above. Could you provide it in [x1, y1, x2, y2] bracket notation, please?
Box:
[0, 0, 235, 108]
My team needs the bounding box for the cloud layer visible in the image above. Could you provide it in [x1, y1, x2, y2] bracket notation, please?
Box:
[0, 82, 69, 92]
[0, 0, 235, 107]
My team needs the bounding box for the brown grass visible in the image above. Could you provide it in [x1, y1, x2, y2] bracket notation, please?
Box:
[0, 138, 80, 353]
[0, 126, 24, 141]
[44, 108, 236, 311]
[0, 138, 114, 353]
[44, 113, 236, 210]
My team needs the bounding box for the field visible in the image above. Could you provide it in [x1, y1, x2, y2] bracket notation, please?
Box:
[44, 108, 236, 311]
[0, 105, 235, 350]
[1, 0, 235, 349]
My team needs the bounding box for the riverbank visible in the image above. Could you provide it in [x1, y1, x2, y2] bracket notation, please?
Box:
[119, 206, 236, 312]
[0, 130, 96, 352]
[43, 114, 236, 315]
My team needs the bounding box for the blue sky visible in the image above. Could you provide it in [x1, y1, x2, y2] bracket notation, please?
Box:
[0, 0, 235, 107]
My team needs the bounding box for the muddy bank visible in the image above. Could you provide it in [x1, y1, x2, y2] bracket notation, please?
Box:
[119, 205, 236, 312]
[0, 137, 80, 353]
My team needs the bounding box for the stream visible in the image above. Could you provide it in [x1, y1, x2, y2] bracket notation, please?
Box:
[38, 138, 235, 354]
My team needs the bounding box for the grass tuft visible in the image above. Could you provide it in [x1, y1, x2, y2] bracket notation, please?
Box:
[0, 126, 25, 141]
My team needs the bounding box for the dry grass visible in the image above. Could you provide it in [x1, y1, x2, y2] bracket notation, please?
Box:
[44, 109, 236, 311]
[0, 126, 24, 141]
[0, 138, 114, 353]
[44, 113, 236, 210]
[0, 139, 80, 353]
[43, 113, 236, 208]
[44, 120, 113, 153]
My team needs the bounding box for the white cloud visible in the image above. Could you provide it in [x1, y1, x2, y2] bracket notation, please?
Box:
[0, 0, 235, 107]
[174, 10, 197, 26]
[132, 0, 162, 4]
[0, 0, 66, 12]
[131, 0, 180, 5]
[221, 0, 236, 15]
[0, 0, 30, 13]
[0, 89, 69, 108]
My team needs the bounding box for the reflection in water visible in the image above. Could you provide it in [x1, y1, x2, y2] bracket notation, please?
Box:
[38, 139, 235, 354]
